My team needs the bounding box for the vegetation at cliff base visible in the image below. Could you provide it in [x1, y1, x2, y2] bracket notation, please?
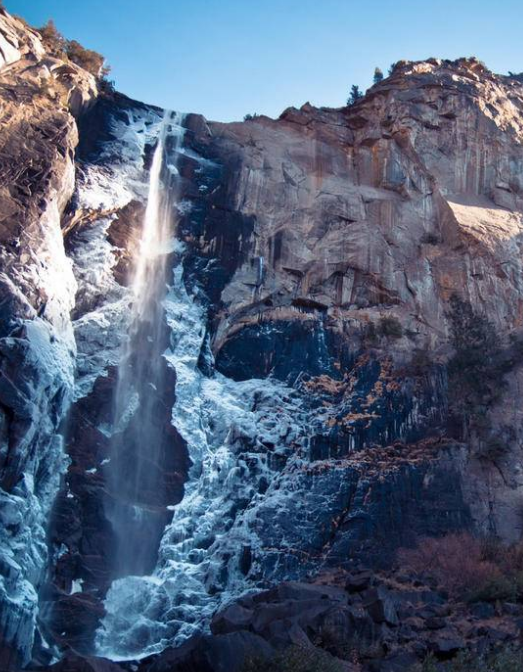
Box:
[414, 646, 523, 672]
[242, 645, 343, 672]
[399, 532, 523, 603]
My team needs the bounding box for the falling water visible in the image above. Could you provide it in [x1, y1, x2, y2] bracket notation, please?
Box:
[104, 111, 185, 578]
[95, 112, 311, 660]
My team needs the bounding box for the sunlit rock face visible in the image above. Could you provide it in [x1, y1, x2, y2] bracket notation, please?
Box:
[176, 58, 523, 559]
[2, 4, 523, 666]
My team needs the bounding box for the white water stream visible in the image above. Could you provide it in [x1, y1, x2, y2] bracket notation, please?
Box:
[104, 111, 185, 578]
[96, 111, 309, 660]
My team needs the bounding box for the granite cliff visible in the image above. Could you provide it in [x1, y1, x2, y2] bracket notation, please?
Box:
[1, 6, 523, 671]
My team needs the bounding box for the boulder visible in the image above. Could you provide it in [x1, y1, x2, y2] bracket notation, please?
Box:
[369, 651, 419, 672]
[29, 653, 124, 672]
[143, 632, 275, 672]
[345, 571, 374, 593]
[431, 632, 466, 658]
[363, 587, 399, 627]
[211, 603, 255, 635]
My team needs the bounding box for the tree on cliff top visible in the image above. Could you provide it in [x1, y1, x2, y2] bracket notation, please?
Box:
[38, 19, 65, 56]
[373, 67, 384, 84]
[347, 84, 363, 106]
[65, 39, 104, 77]
[37, 19, 108, 80]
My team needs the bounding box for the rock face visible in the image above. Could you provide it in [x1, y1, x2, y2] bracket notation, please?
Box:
[2, 5, 523, 669]
[91, 57, 523, 660]
[179, 56, 523, 546]
[0, 9, 97, 669]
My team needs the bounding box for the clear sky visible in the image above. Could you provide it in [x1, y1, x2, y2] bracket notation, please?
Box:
[6, 0, 523, 122]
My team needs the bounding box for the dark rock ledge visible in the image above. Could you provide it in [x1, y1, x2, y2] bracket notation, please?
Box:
[32, 569, 523, 672]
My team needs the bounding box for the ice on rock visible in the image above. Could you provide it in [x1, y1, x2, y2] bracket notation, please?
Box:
[70, 579, 83, 595]
[0, 197, 77, 665]
[71, 107, 168, 401]
[71, 105, 310, 662]
[0, 104, 187, 666]
[0, 431, 70, 665]
[96, 257, 310, 660]
[75, 109, 166, 213]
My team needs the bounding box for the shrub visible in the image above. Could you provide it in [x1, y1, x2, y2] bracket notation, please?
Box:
[100, 76, 116, 95]
[398, 533, 502, 596]
[400, 533, 523, 604]
[244, 113, 259, 121]
[412, 645, 523, 671]
[447, 294, 507, 440]
[37, 19, 65, 56]
[466, 573, 523, 604]
[242, 645, 343, 672]
[480, 537, 523, 577]
[378, 315, 403, 339]
[65, 39, 104, 76]
[37, 20, 107, 79]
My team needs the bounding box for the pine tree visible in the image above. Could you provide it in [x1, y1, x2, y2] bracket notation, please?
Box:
[347, 84, 363, 106]
[373, 67, 384, 84]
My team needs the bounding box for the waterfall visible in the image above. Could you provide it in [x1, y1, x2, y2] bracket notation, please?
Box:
[95, 109, 310, 662]
[104, 111, 185, 578]
[96, 284, 309, 659]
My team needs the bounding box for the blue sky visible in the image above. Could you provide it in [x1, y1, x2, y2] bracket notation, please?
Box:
[6, 0, 523, 122]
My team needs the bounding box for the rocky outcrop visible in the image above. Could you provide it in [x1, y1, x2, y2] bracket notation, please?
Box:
[0, 9, 97, 669]
[33, 571, 523, 671]
[32, 54, 523, 664]
[178, 57, 523, 544]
